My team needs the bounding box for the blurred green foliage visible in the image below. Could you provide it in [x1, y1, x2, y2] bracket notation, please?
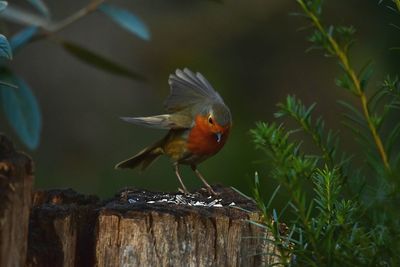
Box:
[250, 0, 400, 265]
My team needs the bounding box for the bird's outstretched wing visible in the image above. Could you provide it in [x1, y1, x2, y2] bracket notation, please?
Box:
[120, 113, 192, 129]
[165, 68, 224, 112]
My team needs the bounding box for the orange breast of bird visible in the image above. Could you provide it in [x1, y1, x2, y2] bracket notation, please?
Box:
[186, 115, 230, 156]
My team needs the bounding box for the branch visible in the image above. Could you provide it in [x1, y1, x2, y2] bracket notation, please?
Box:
[297, 0, 391, 171]
[395, 0, 400, 12]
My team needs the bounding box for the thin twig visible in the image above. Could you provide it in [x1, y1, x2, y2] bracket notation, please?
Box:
[47, 0, 105, 33]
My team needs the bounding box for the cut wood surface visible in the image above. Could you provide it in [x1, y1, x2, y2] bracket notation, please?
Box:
[0, 134, 34, 267]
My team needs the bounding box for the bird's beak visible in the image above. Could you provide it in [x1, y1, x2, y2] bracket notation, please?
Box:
[215, 132, 222, 143]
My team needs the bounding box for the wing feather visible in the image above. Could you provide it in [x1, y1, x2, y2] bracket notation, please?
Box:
[120, 114, 192, 129]
[165, 68, 223, 112]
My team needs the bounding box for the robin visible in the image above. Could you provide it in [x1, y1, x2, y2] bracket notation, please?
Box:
[115, 68, 232, 195]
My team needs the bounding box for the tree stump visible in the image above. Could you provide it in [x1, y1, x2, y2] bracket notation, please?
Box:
[95, 186, 279, 266]
[26, 189, 100, 267]
[0, 135, 34, 267]
[27, 186, 279, 266]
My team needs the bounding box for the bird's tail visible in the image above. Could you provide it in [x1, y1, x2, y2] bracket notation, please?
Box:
[115, 140, 164, 171]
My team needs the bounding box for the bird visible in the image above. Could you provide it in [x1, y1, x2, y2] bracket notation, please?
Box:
[115, 68, 232, 195]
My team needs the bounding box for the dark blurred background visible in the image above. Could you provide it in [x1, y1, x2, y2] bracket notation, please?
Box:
[3, 0, 400, 198]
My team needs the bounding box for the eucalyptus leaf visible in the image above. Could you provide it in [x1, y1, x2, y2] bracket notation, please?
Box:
[0, 80, 17, 89]
[0, 1, 7, 12]
[98, 3, 150, 41]
[26, 0, 50, 18]
[10, 26, 38, 53]
[61, 41, 146, 81]
[0, 34, 12, 60]
[0, 5, 49, 28]
[0, 71, 41, 149]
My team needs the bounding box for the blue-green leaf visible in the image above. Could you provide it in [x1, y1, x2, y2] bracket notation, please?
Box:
[0, 5, 49, 27]
[0, 80, 17, 89]
[272, 209, 279, 222]
[0, 34, 12, 60]
[61, 41, 146, 81]
[0, 71, 41, 149]
[26, 0, 50, 18]
[0, 1, 7, 12]
[98, 3, 150, 41]
[10, 26, 38, 53]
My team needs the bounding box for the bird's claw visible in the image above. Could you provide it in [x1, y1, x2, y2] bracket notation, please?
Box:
[201, 186, 218, 196]
[178, 187, 190, 195]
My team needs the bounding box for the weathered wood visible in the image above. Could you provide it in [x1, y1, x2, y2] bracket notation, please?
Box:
[26, 189, 100, 267]
[0, 135, 34, 267]
[26, 187, 280, 266]
[95, 186, 280, 266]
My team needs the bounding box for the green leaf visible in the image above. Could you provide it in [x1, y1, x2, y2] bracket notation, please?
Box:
[368, 88, 387, 113]
[245, 219, 268, 229]
[0, 34, 12, 60]
[338, 100, 366, 127]
[26, 0, 50, 18]
[358, 60, 374, 91]
[336, 66, 356, 93]
[272, 209, 279, 222]
[0, 1, 7, 12]
[10, 26, 38, 53]
[0, 5, 49, 28]
[0, 71, 41, 149]
[98, 3, 150, 41]
[0, 80, 17, 89]
[386, 122, 400, 158]
[266, 184, 281, 210]
[61, 41, 146, 81]
[230, 186, 254, 201]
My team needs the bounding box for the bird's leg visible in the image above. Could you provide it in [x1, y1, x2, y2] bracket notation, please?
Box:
[174, 163, 189, 194]
[191, 165, 217, 196]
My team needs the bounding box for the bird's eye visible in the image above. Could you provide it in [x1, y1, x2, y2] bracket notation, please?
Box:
[208, 116, 214, 125]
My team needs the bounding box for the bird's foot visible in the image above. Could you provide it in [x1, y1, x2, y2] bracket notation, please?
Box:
[178, 187, 190, 195]
[201, 186, 218, 196]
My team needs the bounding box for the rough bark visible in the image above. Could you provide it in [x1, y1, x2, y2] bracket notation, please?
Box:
[26, 189, 100, 267]
[95, 186, 280, 267]
[25, 186, 281, 266]
[27, 187, 278, 267]
[0, 134, 34, 267]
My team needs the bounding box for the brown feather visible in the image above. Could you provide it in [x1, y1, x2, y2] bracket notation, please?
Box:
[115, 141, 164, 171]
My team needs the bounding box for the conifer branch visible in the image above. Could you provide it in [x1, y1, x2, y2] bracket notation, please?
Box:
[297, 0, 391, 171]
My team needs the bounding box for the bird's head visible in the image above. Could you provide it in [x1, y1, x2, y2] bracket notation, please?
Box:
[199, 102, 232, 144]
